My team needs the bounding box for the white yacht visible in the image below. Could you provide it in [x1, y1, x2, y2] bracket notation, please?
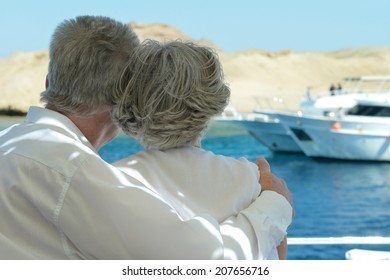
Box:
[277, 93, 390, 161]
[218, 76, 390, 159]
[216, 110, 302, 153]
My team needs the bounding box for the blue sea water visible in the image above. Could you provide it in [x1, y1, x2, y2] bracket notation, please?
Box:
[1, 118, 390, 260]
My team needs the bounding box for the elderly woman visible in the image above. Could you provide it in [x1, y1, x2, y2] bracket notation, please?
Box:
[112, 40, 289, 259]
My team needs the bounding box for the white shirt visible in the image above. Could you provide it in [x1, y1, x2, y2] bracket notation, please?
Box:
[114, 147, 280, 259]
[0, 106, 292, 259]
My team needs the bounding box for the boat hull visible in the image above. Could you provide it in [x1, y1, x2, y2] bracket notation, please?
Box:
[278, 113, 390, 161]
[235, 119, 302, 153]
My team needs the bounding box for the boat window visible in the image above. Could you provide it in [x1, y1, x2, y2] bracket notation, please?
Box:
[291, 128, 312, 141]
[347, 105, 390, 117]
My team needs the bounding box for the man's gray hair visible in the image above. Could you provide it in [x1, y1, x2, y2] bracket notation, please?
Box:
[40, 15, 140, 116]
[113, 40, 230, 150]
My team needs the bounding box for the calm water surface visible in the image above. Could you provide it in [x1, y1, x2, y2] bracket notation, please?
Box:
[2, 117, 390, 259]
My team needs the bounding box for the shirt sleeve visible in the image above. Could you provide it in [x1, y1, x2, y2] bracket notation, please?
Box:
[220, 191, 292, 259]
[58, 156, 224, 259]
[59, 155, 291, 260]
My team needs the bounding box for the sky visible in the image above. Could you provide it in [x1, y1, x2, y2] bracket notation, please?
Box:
[1, 0, 390, 58]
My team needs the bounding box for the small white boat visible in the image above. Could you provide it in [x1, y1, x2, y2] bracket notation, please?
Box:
[241, 117, 302, 153]
[215, 110, 302, 153]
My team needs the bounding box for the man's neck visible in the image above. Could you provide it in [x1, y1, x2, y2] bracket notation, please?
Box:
[46, 105, 119, 150]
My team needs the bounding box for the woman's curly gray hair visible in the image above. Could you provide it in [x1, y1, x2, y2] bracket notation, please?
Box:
[113, 40, 230, 150]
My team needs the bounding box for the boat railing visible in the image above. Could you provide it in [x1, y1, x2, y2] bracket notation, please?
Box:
[288, 236, 390, 259]
[288, 236, 390, 245]
[343, 76, 390, 94]
[252, 95, 297, 113]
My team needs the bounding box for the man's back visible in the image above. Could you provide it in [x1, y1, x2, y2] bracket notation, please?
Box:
[0, 107, 227, 260]
[0, 107, 96, 259]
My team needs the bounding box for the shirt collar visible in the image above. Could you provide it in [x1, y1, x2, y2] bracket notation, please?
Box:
[25, 106, 97, 152]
